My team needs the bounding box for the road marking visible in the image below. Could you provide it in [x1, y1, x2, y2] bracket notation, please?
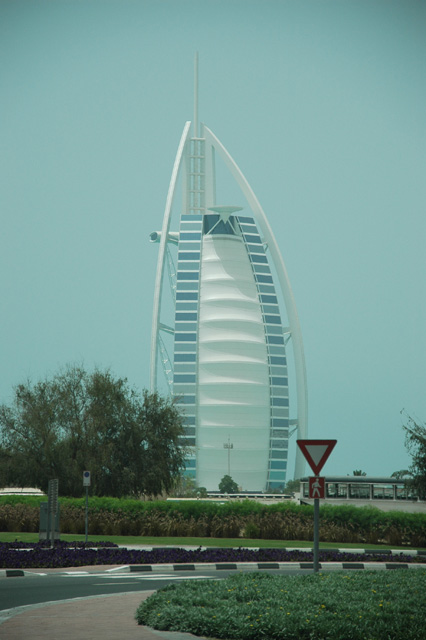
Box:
[92, 582, 141, 586]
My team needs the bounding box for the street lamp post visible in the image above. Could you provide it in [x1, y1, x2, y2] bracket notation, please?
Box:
[223, 436, 233, 476]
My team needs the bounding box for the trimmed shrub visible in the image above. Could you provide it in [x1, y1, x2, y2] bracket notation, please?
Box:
[1, 496, 425, 546]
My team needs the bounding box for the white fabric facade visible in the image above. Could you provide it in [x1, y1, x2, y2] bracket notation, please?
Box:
[172, 211, 289, 492]
[197, 234, 271, 490]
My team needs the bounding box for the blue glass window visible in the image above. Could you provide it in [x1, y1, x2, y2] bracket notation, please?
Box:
[173, 383, 196, 395]
[270, 449, 287, 459]
[271, 396, 289, 406]
[267, 335, 285, 345]
[268, 351, 286, 362]
[271, 376, 288, 386]
[258, 284, 275, 292]
[182, 437, 196, 446]
[272, 418, 288, 428]
[174, 363, 196, 373]
[270, 460, 286, 470]
[173, 374, 196, 383]
[180, 223, 203, 231]
[176, 281, 199, 290]
[178, 242, 201, 251]
[265, 315, 281, 325]
[253, 264, 271, 274]
[261, 294, 278, 303]
[183, 416, 196, 425]
[269, 471, 285, 480]
[262, 304, 280, 314]
[176, 291, 198, 300]
[184, 427, 196, 436]
[256, 274, 273, 283]
[266, 325, 283, 335]
[175, 312, 198, 321]
[174, 353, 196, 362]
[177, 272, 199, 280]
[174, 333, 197, 342]
[271, 440, 287, 448]
[184, 469, 196, 478]
[178, 252, 200, 261]
[271, 364, 287, 373]
[175, 323, 197, 332]
[272, 429, 288, 438]
[177, 262, 199, 271]
[271, 386, 288, 398]
[179, 232, 202, 240]
[250, 254, 268, 264]
[176, 302, 198, 311]
[244, 234, 262, 244]
[174, 343, 197, 352]
[237, 216, 255, 224]
[175, 395, 196, 404]
[272, 408, 288, 419]
[270, 356, 287, 365]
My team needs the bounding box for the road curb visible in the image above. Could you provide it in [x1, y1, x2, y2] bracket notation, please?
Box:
[2, 561, 426, 577]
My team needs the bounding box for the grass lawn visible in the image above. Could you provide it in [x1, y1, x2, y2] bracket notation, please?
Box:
[135, 569, 426, 640]
[1, 532, 426, 551]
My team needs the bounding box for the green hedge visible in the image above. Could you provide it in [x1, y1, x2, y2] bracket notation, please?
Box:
[0, 496, 425, 546]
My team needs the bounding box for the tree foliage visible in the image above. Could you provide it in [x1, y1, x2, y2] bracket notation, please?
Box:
[218, 475, 239, 493]
[0, 366, 186, 498]
[402, 412, 426, 499]
[285, 478, 301, 493]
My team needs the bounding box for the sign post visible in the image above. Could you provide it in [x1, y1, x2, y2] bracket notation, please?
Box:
[47, 479, 59, 549]
[297, 440, 337, 572]
[83, 471, 91, 543]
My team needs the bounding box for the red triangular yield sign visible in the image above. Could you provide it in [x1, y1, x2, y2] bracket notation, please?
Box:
[297, 439, 337, 475]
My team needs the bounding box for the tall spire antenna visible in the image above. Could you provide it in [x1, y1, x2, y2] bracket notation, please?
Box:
[194, 52, 199, 138]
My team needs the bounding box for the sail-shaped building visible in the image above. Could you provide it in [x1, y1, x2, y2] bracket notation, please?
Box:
[150, 64, 307, 491]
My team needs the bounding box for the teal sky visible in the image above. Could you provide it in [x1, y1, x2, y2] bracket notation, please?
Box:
[1, 0, 425, 479]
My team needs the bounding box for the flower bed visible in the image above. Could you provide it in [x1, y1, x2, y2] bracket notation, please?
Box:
[1, 544, 425, 569]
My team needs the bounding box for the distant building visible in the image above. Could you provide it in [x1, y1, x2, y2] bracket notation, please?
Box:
[300, 476, 424, 513]
[150, 63, 307, 491]
[0, 487, 45, 496]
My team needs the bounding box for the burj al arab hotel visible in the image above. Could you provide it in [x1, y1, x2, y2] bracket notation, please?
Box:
[150, 61, 307, 491]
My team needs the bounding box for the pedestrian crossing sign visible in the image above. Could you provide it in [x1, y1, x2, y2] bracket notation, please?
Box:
[309, 476, 325, 499]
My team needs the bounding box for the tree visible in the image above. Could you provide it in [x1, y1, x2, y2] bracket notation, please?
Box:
[285, 478, 301, 494]
[352, 470, 367, 476]
[402, 412, 426, 499]
[218, 475, 239, 493]
[0, 365, 186, 497]
[391, 470, 411, 481]
[171, 476, 208, 498]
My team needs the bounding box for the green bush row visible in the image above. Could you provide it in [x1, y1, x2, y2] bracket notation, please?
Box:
[1, 497, 425, 546]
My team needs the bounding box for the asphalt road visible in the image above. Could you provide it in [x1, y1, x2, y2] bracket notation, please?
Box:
[0, 567, 307, 612]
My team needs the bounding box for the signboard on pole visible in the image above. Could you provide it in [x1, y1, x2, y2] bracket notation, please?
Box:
[83, 471, 91, 487]
[296, 439, 337, 476]
[309, 476, 325, 499]
[296, 439, 336, 574]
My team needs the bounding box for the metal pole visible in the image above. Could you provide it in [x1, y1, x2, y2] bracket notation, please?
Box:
[194, 51, 199, 138]
[85, 486, 89, 543]
[313, 497, 320, 573]
[228, 444, 230, 476]
[223, 437, 233, 476]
